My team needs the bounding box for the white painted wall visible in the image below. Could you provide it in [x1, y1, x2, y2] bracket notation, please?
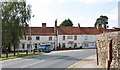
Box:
[58, 34, 96, 48]
[19, 34, 97, 51]
[80, 34, 97, 48]
[19, 35, 55, 51]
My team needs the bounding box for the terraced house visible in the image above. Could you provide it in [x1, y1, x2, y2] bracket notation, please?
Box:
[19, 22, 119, 51]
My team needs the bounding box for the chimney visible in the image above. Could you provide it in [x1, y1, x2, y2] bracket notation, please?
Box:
[78, 23, 80, 28]
[54, 19, 57, 36]
[54, 19, 58, 51]
[55, 19, 57, 25]
[96, 24, 102, 30]
[42, 23, 46, 27]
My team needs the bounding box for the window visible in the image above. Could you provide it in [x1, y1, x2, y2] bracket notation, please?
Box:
[84, 43, 88, 47]
[22, 44, 25, 49]
[36, 36, 39, 40]
[62, 43, 65, 48]
[63, 36, 65, 40]
[67, 36, 73, 39]
[27, 44, 30, 49]
[74, 36, 77, 40]
[49, 36, 52, 41]
[24, 36, 27, 40]
[92, 43, 94, 46]
[28, 36, 32, 40]
[85, 36, 87, 40]
[39, 43, 41, 45]
[74, 43, 77, 48]
[58, 43, 61, 48]
[35, 43, 37, 49]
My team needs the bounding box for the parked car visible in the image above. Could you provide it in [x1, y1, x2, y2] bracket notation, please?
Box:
[38, 44, 51, 53]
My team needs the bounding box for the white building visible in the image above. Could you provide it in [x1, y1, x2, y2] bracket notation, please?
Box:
[19, 23, 118, 51]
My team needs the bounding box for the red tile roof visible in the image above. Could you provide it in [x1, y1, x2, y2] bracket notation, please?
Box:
[26, 26, 120, 35]
[58, 26, 81, 35]
[26, 27, 55, 35]
[78, 27, 100, 34]
[58, 26, 101, 35]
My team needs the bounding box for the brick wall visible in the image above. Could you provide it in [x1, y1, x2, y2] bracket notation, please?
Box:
[96, 31, 120, 69]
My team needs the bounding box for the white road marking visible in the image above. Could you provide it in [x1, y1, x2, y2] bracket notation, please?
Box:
[46, 49, 84, 54]
[20, 60, 46, 68]
[1, 58, 22, 63]
[2, 59, 34, 67]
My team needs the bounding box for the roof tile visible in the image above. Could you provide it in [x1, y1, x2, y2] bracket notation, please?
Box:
[26, 26, 120, 35]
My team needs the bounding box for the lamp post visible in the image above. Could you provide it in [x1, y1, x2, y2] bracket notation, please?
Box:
[29, 15, 35, 52]
[54, 19, 58, 50]
[27, 4, 32, 52]
[28, 4, 35, 52]
[29, 16, 31, 52]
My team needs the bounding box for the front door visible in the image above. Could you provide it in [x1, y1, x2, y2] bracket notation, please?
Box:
[68, 41, 74, 48]
[82, 41, 89, 48]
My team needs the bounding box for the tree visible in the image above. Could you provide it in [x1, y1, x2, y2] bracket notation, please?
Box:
[60, 18, 73, 26]
[0, 5, 1, 58]
[2, 2, 31, 57]
[95, 15, 108, 29]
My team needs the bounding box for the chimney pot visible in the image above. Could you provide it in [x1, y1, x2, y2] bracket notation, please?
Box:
[78, 23, 80, 28]
[42, 23, 46, 27]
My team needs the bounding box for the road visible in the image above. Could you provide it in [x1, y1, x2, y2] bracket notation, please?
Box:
[2, 49, 96, 69]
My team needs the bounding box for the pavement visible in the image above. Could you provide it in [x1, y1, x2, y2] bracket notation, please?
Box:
[67, 55, 103, 68]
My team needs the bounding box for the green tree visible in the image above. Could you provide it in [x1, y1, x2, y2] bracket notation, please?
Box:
[60, 18, 73, 26]
[2, 2, 31, 57]
[95, 15, 108, 29]
[0, 3, 2, 58]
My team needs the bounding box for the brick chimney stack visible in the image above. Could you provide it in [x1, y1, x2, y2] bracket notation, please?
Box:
[42, 23, 46, 27]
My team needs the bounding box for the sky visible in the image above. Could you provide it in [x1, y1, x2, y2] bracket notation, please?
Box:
[26, 0, 120, 28]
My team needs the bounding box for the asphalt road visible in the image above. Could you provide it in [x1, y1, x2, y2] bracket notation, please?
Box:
[2, 49, 96, 69]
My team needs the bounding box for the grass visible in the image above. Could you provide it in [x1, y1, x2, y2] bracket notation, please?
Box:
[0, 51, 44, 61]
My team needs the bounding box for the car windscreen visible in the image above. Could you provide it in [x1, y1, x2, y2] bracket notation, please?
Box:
[39, 45, 50, 48]
[39, 45, 46, 49]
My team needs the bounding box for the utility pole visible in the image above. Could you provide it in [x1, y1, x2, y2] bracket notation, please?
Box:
[54, 19, 58, 51]
[28, 4, 34, 52]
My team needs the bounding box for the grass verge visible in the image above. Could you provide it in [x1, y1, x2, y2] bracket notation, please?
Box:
[0, 52, 44, 61]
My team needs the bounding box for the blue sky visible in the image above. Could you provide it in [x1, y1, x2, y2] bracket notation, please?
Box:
[26, 0, 119, 28]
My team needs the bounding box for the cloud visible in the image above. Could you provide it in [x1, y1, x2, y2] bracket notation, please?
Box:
[79, 0, 119, 4]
